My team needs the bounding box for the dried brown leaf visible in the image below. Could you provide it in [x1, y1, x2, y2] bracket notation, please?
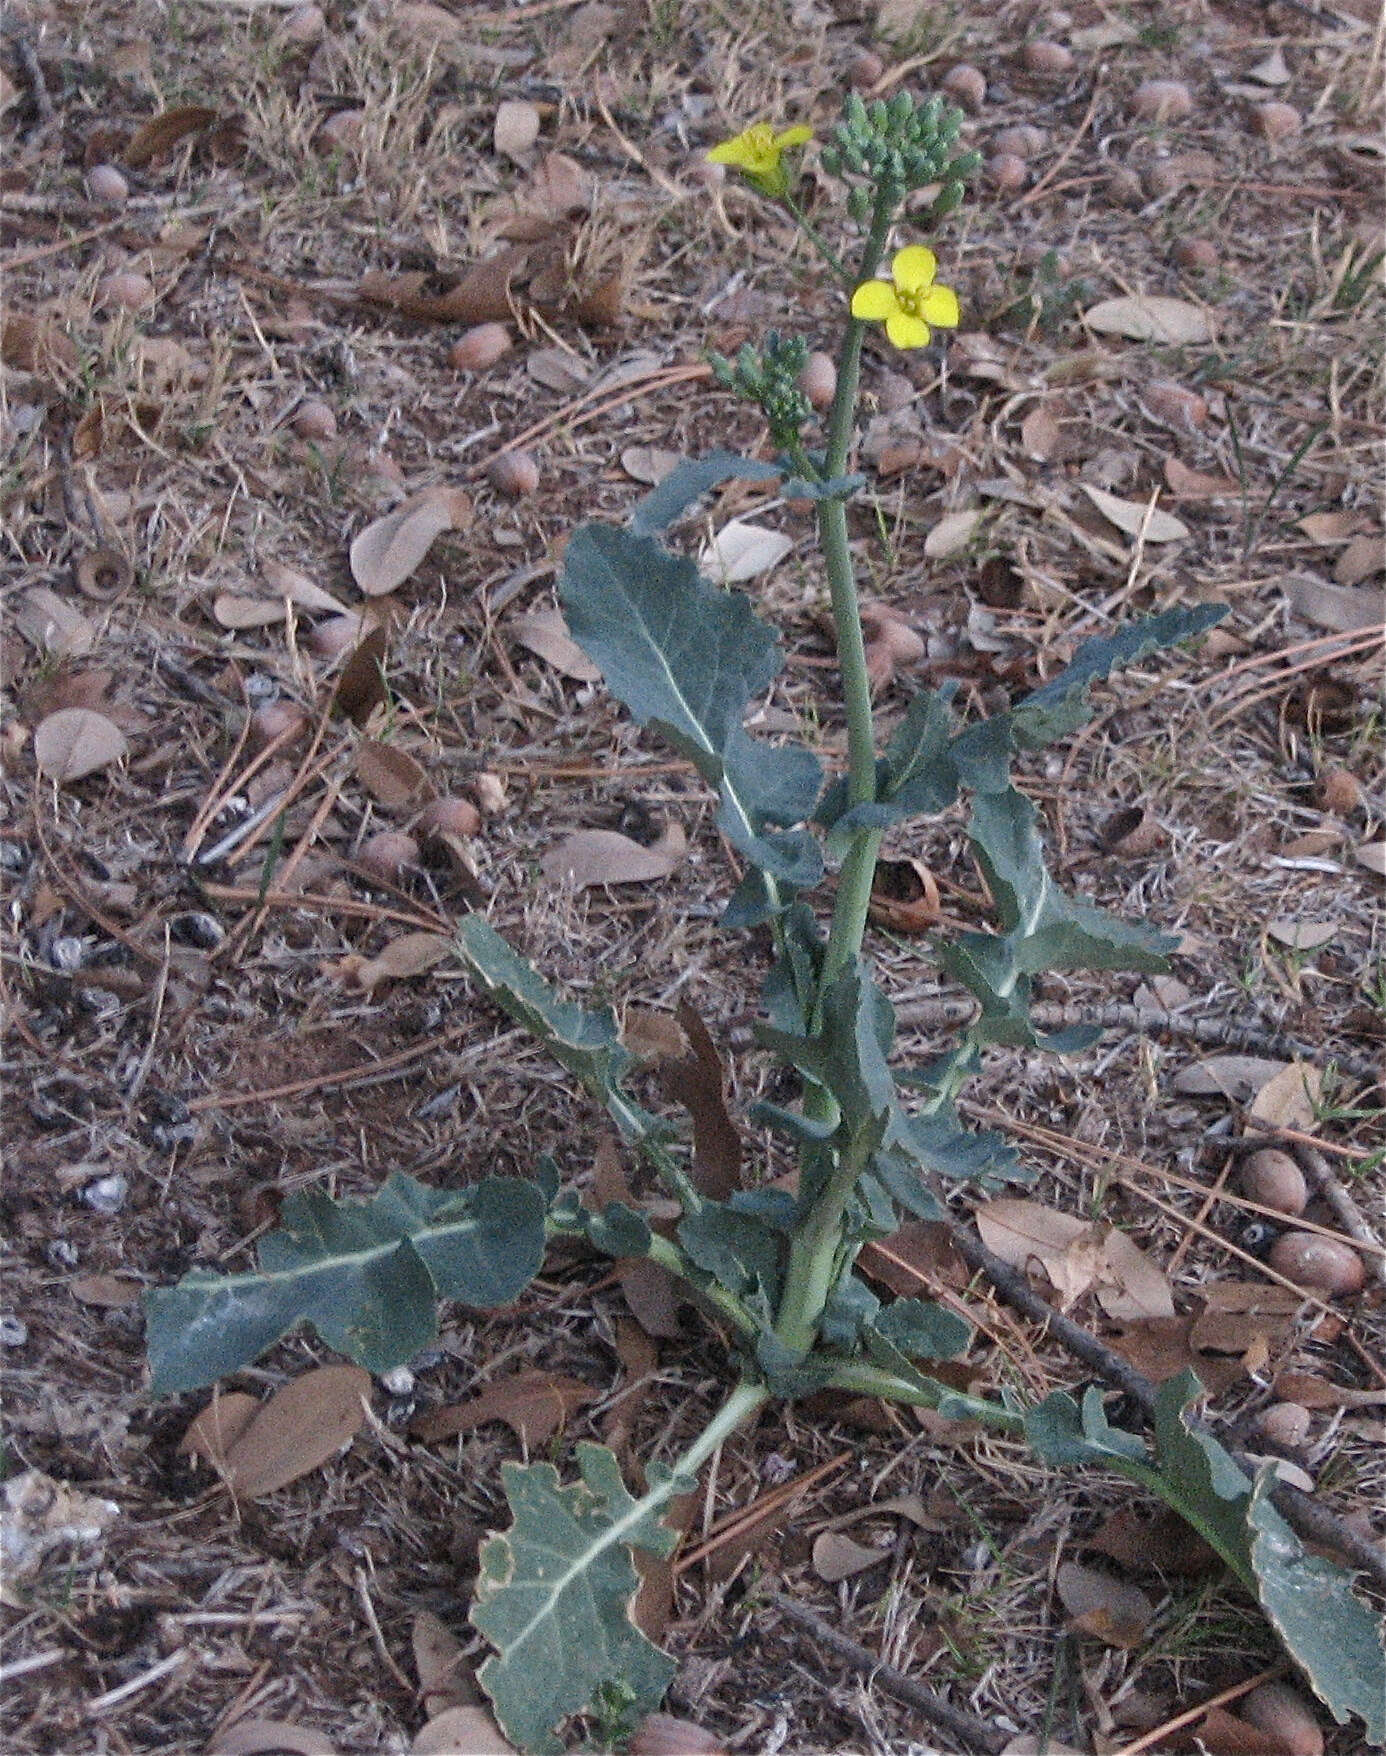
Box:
[658, 1001, 741, 1201]
[2, 311, 78, 375]
[217, 1365, 371, 1498]
[412, 1706, 516, 1755]
[540, 821, 686, 889]
[259, 562, 351, 617]
[213, 593, 288, 630]
[526, 344, 591, 393]
[511, 608, 601, 681]
[1081, 484, 1189, 543]
[33, 708, 128, 782]
[859, 1222, 969, 1295]
[412, 1610, 480, 1713]
[1164, 457, 1242, 498]
[124, 104, 219, 169]
[621, 446, 682, 486]
[333, 624, 390, 726]
[1172, 1055, 1289, 1101]
[628, 1713, 728, 1756]
[1281, 574, 1384, 634]
[1083, 295, 1214, 343]
[349, 489, 472, 596]
[923, 507, 983, 557]
[1087, 1506, 1219, 1576]
[69, 1272, 142, 1307]
[494, 99, 541, 163]
[179, 1392, 261, 1471]
[16, 588, 96, 658]
[340, 932, 453, 993]
[1247, 1062, 1321, 1132]
[700, 520, 794, 583]
[409, 1372, 598, 1447]
[1190, 1284, 1303, 1356]
[1055, 1559, 1154, 1648]
[354, 739, 430, 811]
[811, 1530, 887, 1582]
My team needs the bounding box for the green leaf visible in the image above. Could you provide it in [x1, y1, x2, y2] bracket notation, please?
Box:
[455, 916, 658, 1144]
[756, 966, 896, 1146]
[628, 450, 780, 537]
[874, 1297, 972, 1361]
[146, 1173, 547, 1395]
[472, 1442, 682, 1753]
[1247, 1474, 1386, 1744]
[1010, 603, 1227, 750]
[560, 524, 822, 906]
[678, 1202, 781, 1301]
[817, 688, 959, 842]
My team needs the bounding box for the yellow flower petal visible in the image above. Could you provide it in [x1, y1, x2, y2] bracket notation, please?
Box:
[892, 245, 937, 294]
[708, 137, 754, 168]
[885, 310, 931, 349]
[851, 280, 898, 321]
[774, 125, 814, 151]
[918, 283, 961, 329]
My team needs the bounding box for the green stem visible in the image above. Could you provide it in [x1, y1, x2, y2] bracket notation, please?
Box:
[775, 1129, 875, 1356]
[824, 1358, 1023, 1431]
[664, 1377, 769, 1481]
[783, 194, 851, 285]
[643, 1233, 762, 1341]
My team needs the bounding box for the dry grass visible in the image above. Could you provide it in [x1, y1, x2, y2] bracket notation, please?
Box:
[2, 0, 1383, 1751]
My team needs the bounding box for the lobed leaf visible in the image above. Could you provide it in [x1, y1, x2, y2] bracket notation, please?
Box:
[146, 1173, 547, 1395]
[471, 1443, 682, 1753]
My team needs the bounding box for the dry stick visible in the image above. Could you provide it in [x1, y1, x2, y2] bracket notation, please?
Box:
[184, 1020, 475, 1113]
[196, 882, 450, 937]
[1292, 1142, 1386, 1290]
[475, 363, 710, 473]
[944, 1218, 1386, 1595]
[766, 1592, 1008, 1755]
[674, 1452, 850, 1576]
[894, 995, 1383, 1084]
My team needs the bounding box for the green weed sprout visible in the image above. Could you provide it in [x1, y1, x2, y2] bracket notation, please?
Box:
[143, 90, 1384, 1755]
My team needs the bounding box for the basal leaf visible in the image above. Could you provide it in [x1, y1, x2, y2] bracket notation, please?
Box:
[874, 1297, 972, 1361]
[472, 1442, 681, 1753]
[677, 1202, 781, 1301]
[146, 1173, 547, 1395]
[1246, 1474, 1386, 1744]
[455, 916, 658, 1143]
[560, 524, 822, 906]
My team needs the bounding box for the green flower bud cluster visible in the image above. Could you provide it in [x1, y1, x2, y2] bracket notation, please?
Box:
[708, 330, 812, 445]
[820, 90, 980, 216]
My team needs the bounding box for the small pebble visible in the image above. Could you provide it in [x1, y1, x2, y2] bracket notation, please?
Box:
[941, 64, 986, 111]
[0, 1314, 29, 1347]
[1255, 101, 1301, 142]
[282, 2, 325, 44]
[487, 450, 540, 498]
[993, 124, 1046, 160]
[1268, 1231, 1365, 1296]
[449, 322, 512, 372]
[471, 772, 507, 816]
[1130, 79, 1193, 123]
[48, 936, 88, 972]
[417, 796, 482, 840]
[797, 351, 836, 411]
[1317, 767, 1361, 814]
[379, 1365, 415, 1396]
[83, 1173, 129, 1215]
[86, 164, 130, 207]
[1255, 1402, 1312, 1449]
[97, 271, 154, 312]
[1237, 1147, 1307, 1217]
[1174, 236, 1218, 271]
[1241, 1683, 1323, 1756]
[1143, 381, 1208, 430]
[291, 398, 337, 441]
[358, 830, 419, 884]
[1023, 40, 1074, 78]
[249, 701, 310, 752]
[987, 152, 1028, 192]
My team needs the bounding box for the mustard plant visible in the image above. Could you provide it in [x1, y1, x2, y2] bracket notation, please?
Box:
[145, 89, 1383, 1753]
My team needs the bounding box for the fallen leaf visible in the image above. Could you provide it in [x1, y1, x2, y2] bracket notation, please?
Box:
[1190, 1283, 1303, 1356]
[123, 104, 218, 169]
[69, 1273, 142, 1307]
[629, 1713, 729, 1756]
[1356, 840, 1386, 877]
[1297, 510, 1366, 544]
[859, 1222, 969, 1296]
[1081, 484, 1189, 543]
[811, 1530, 887, 1582]
[1087, 1506, 1219, 1576]
[1281, 573, 1384, 634]
[1188, 1706, 1296, 1755]
[526, 344, 590, 393]
[1083, 294, 1214, 344]
[494, 98, 541, 163]
[179, 1393, 262, 1471]
[1247, 1061, 1321, 1131]
[621, 446, 682, 486]
[1055, 1559, 1154, 1648]
[1163, 457, 1242, 498]
[259, 562, 351, 616]
[975, 1199, 1171, 1318]
[333, 624, 390, 726]
[1335, 532, 1385, 586]
[33, 708, 128, 782]
[2, 311, 78, 375]
[209, 1720, 340, 1756]
[511, 608, 601, 681]
[540, 821, 686, 888]
[1266, 919, 1337, 950]
[1107, 1315, 1244, 1395]
[699, 519, 794, 583]
[339, 932, 453, 993]
[412, 1610, 481, 1714]
[354, 739, 430, 811]
[412, 1706, 515, 1754]
[1172, 1055, 1289, 1101]
[1248, 46, 1291, 86]
[409, 1371, 598, 1447]
[349, 489, 472, 596]
[923, 507, 983, 558]
[214, 1365, 371, 1498]
[16, 588, 96, 658]
[658, 1001, 741, 1201]
[1099, 1227, 1176, 1321]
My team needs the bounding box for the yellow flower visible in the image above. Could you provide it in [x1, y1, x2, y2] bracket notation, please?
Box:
[850, 245, 961, 349]
[707, 122, 814, 198]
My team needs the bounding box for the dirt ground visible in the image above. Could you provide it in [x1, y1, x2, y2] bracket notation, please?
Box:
[2, 0, 1383, 1752]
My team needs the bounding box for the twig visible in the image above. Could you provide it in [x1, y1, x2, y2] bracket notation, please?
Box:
[1293, 1142, 1386, 1289]
[184, 1019, 475, 1113]
[765, 1592, 1008, 1754]
[894, 996, 1382, 1084]
[945, 1215, 1386, 1594]
[1108, 1664, 1283, 1756]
